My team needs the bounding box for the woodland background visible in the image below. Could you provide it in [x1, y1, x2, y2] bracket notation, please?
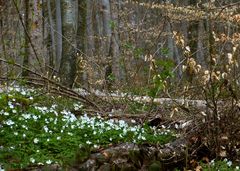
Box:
[0, 0, 240, 170]
[0, 0, 239, 91]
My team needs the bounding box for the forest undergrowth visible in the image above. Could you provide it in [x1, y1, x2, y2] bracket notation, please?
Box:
[0, 83, 239, 170]
[0, 85, 175, 170]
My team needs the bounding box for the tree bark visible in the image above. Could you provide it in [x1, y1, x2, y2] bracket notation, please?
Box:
[166, 21, 174, 60]
[86, 0, 95, 87]
[30, 0, 45, 72]
[55, 0, 62, 72]
[86, 0, 94, 57]
[110, 0, 121, 83]
[101, 0, 113, 89]
[47, 0, 56, 69]
[22, 0, 30, 77]
[76, 0, 87, 87]
[59, 0, 78, 87]
[197, 20, 206, 67]
[102, 0, 112, 55]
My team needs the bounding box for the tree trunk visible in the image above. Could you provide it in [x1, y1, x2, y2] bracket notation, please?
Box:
[101, 0, 113, 89]
[47, 0, 56, 69]
[22, 0, 30, 77]
[188, 21, 198, 59]
[110, 0, 121, 83]
[76, 0, 87, 88]
[86, 0, 95, 57]
[197, 20, 205, 67]
[166, 21, 174, 60]
[59, 0, 78, 87]
[173, 38, 182, 78]
[29, 0, 45, 73]
[55, 0, 62, 72]
[102, 0, 112, 55]
[86, 0, 95, 87]
[0, 19, 6, 76]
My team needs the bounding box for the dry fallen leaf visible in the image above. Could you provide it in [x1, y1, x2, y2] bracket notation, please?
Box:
[195, 165, 202, 171]
[219, 150, 227, 157]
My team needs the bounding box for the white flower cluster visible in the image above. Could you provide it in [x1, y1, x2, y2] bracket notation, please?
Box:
[0, 86, 174, 168]
[6, 86, 35, 97]
[73, 103, 83, 110]
[210, 159, 240, 170]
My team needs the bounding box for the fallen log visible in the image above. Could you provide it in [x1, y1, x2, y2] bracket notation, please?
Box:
[75, 88, 210, 109]
[71, 138, 189, 171]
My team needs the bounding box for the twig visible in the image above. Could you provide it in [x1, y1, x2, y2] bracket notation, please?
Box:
[213, 2, 240, 21]
[0, 57, 102, 111]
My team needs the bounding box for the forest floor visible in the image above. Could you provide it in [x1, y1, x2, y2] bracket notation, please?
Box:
[0, 85, 239, 171]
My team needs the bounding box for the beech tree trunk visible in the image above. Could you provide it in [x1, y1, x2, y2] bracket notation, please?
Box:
[47, 0, 56, 68]
[197, 20, 205, 67]
[166, 21, 174, 60]
[22, 0, 30, 77]
[102, 0, 112, 55]
[55, 0, 62, 72]
[59, 0, 78, 87]
[86, 0, 95, 86]
[110, 0, 121, 83]
[76, 0, 87, 87]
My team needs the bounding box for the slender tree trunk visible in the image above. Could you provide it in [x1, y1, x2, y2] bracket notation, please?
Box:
[59, 0, 78, 87]
[188, 21, 198, 58]
[22, 0, 30, 76]
[29, 0, 45, 72]
[181, 20, 189, 47]
[197, 20, 205, 67]
[102, 0, 112, 55]
[55, 0, 62, 72]
[86, 0, 95, 87]
[168, 21, 182, 77]
[166, 21, 174, 59]
[86, 1, 95, 57]
[77, 0, 87, 87]
[110, 0, 121, 82]
[77, 0, 86, 51]
[42, 0, 49, 73]
[47, 0, 56, 69]
[101, 0, 113, 89]
[0, 19, 3, 76]
[188, 0, 198, 60]
[173, 39, 182, 78]
[95, 0, 103, 55]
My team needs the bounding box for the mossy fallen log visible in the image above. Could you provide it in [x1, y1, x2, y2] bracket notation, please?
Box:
[71, 138, 188, 171]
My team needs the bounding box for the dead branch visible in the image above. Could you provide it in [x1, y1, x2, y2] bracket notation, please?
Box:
[0, 58, 102, 111]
